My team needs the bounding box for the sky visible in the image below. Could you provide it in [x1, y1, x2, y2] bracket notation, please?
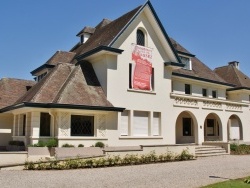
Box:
[1, 0, 250, 80]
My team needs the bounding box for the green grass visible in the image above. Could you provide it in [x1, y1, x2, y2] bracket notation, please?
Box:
[203, 176, 250, 188]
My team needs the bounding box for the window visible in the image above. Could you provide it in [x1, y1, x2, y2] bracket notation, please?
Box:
[137, 29, 145, 46]
[37, 72, 47, 82]
[180, 56, 191, 70]
[202, 88, 207, 97]
[133, 111, 148, 136]
[121, 111, 129, 136]
[206, 119, 215, 136]
[152, 112, 160, 136]
[22, 115, 26, 136]
[212, 90, 217, 98]
[183, 118, 192, 136]
[185, 84, 191, 95]
[40, 113, 51, 136]
[71, 115, 94, 136]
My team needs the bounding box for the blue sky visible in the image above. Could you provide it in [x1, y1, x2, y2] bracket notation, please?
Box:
[1, 0, 250, 80]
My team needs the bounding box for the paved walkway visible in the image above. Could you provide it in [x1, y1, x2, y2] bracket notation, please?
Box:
[1, 155, 250, 188]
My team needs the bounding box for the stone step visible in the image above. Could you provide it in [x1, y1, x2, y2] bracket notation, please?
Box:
[195, 145, 227, 157]
[196, 153, 229, 157]
[196, 150, 226, 155]
[195, 148, 225, 152]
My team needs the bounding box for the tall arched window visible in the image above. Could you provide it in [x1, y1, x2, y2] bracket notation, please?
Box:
[137, 29, 145, 46]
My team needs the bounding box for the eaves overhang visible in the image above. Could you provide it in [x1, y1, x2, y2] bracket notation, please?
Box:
[0, 102, 125, 113]
[165, 62, 185, 68]
[172, 72, 235, 87]
[75, 46, 124, 61]
[177, 50, 195, 57]
[30, 64, 55, 75]
[227, 87, 250, 92]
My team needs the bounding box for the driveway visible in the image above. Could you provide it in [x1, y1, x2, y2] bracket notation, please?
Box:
[1, 155, 250, 188]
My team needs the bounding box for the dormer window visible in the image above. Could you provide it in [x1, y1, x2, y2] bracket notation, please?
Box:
[35, 72, 47, 82]
[137, 29, 145, 46]
[180, 56, 192, 70]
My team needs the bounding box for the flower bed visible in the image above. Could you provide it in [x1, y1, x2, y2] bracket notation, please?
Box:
[24, 149, 194, 170]
[230, 144, 250, 155]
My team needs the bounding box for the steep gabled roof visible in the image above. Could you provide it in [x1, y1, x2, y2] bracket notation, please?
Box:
[214, 64, 250, 89]
[171, 39, 231, 86]
[0, 78, 35, 109]
[72, 5, 142, 58]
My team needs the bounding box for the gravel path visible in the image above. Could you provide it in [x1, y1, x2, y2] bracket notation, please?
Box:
[1, 155, 250, 188]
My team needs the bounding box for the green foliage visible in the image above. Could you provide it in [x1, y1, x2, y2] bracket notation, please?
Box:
[78, 144, 84, 147]
[24, 149, 194, 170]
[230, 144, 250, 155]
[33, 140, 46, 147]
[95, 142, 105, 148]
[29, 139, 58, 147]
[8, 140, 24, 146]
[62, 143, 75, 147]
[46, 139, 58, 148]
[244, 179, 250, 184]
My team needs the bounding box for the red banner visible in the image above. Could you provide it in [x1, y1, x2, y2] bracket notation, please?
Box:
[131, 44, 152, 90]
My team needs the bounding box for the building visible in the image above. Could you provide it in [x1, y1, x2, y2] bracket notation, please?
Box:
[0, 1, 249, 148]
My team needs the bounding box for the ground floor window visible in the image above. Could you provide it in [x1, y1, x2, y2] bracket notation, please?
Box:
[71, 115, 94, 136]
[183, 118, 192, 136]
[40, 113, 51, 136]
[22, 114, 26, 136]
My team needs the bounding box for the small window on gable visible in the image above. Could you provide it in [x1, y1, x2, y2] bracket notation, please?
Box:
[137, 29, 145, 46]
[212, 90, 217, 98]
[180, 56, 192, 70]
[202, 88, 207, 97]
[185, 84, 191, 95]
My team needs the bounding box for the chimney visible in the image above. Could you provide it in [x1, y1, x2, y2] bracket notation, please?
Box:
[228, 61, 240, 70]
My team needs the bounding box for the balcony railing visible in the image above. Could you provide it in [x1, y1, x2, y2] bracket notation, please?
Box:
[171, 93, 248, 112]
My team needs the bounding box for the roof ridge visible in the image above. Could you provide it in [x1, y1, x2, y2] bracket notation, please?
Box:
[52, 64, 77, 103]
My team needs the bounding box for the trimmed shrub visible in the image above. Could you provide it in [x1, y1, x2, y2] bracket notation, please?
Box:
[9, 140, 24, 146]
[62, 143, 75, 147]
[78, 144, 84, 147]
[46, 138, 58, 148]
[95, 142, 105, 148]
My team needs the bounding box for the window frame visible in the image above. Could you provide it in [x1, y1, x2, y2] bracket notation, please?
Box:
[182, 118, 192, 136]
[202, 88, 207, 97]
[185, 84, 191, 95]
[212, 90, 217, 98]
[40, 112, 51, 137]
[136, 29, 145, 46]
[71, 115, 94, 137]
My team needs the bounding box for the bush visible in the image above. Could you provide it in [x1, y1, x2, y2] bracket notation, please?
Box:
[230, 143, 237, 151]
[46, 138, 58, 148]
[62, 143, 75, 147]
[33, 140, 46, 147]
[78, 144, 84, 147]
[95, 142, 105, 148]
[231, 144, 250, 155]
[9, 140, 25, 146]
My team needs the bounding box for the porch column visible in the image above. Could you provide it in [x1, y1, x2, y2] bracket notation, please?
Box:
[197, 120, 204, 145]
[222, 122, 228, 142]
[30, 111, 40, 144]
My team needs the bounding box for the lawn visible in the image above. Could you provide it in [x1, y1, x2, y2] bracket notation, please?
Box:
[203, 177, 250, 188]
